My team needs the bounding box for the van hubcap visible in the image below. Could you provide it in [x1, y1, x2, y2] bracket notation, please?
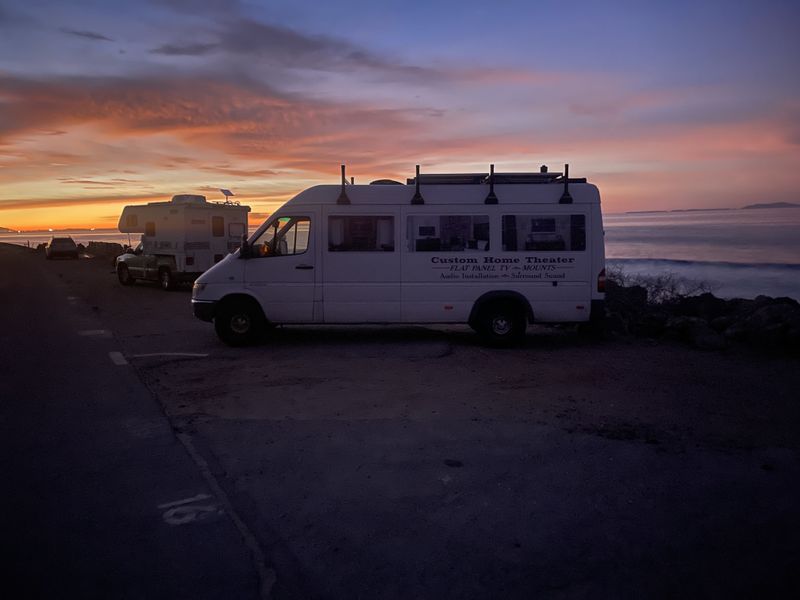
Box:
[230, 314, 251, 334]
[491, 316, 511, 335]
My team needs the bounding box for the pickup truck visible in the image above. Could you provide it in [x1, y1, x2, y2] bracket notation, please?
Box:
[115, 243, 185, 290]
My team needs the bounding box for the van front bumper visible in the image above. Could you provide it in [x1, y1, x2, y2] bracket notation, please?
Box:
[192, 299, 217, 322]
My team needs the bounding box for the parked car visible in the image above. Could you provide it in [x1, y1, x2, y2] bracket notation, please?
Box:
[46, 236, 79, 259]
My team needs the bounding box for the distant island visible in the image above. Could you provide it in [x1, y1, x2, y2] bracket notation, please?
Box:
[741, 202, 800, 210]
[625, 202, 799, 215]
[0, 227, 15, 233]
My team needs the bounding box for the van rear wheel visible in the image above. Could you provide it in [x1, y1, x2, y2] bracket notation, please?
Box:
[214, 299, 265, 346]
[477, 301, 526, 346]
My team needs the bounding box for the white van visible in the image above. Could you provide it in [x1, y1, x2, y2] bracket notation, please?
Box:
[191, 166, 606, 345]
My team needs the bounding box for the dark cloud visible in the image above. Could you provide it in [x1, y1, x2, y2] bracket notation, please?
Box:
[60, 28, 114, 42]
[150, 42, 219, 56]
[143, 16, 439, 82]
[150, 0, 241, 14]
[213, 19, 439, 80]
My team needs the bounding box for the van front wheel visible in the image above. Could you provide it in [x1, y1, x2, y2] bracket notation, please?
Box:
[477, 301, 526, 346]
[214, 299, 265, 346]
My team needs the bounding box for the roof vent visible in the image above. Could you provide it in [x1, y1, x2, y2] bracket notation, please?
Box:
[559, 164, 573, 204]
[485, 164, 498, 204]
[337, 164, 351, 205]
[540, 165, 548, 173]
[370, 179, 403, 185]
[411, 165, 425, 204]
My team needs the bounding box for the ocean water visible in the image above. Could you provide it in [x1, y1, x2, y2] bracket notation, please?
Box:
[605, 207, 800, 300]
[3, 207, 798, 299]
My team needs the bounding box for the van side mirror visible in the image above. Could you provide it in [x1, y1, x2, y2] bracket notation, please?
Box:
[240, 235, 251, 258]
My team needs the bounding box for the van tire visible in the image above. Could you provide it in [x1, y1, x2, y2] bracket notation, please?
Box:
[477, 300, 526, 346]
[214, 298, 265, 346]
[159, 268, 174, 291]
[118, 265, 135, 286]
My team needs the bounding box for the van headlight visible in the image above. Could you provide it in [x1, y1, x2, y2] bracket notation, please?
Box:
[192, 282, 206, 298]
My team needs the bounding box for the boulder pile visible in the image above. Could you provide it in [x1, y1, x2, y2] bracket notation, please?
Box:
[604, 281, 800, 353]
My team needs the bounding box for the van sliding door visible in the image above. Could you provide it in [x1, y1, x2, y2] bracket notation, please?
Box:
[322, 207, 400, 323]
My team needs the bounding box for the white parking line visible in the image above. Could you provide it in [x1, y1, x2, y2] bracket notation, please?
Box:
[157, 493, 213, 509]
[130, 352, 209, 358]
[108, 351, 128, 365]
[78, 329, 110, 337]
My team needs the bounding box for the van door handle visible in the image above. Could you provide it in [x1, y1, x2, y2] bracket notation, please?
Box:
[295, 264, 314, 270]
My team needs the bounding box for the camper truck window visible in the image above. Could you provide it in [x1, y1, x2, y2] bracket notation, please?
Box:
[229, 222, 245, 238]
[145, 221, 155, 236]
[328, 216, 394, 252]
[502, 214, 586, 251]
[408, 215, 490, 252]
[251, 216, 310, 257]
[212, 216, 225, 237]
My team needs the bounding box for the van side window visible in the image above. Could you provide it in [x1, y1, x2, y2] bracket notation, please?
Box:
[328, 216, 394, 251]
[212, 216, 225, 237]
[501, 214, 586, 251]
[408, 215, 490, 252]
[251, 216, 310, 257]
[145, 221, 156, 236]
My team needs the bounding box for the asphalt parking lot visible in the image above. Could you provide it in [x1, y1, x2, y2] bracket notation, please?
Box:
[11, 250, 800, 598]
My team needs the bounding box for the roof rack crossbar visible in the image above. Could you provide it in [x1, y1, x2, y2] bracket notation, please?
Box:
[407, 172, 562, 185]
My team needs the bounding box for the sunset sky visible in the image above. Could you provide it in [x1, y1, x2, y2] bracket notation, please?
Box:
[1, 0, 798, 230]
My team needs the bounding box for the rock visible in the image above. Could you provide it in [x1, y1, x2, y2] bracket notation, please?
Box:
[606, 281, 648, 315]
[723, 320, 748, 341]
[664, 316, 704, 340]
[710, 316, 734, 333]
[692, 327, 727, 351]
[672, 292, 730, 321]
[632, 311, 669, 338]
[721, 302, 800, 349]
[605, 312, 629, 336]
[664, 316, 726, 350]
[86, 241, 124, 256]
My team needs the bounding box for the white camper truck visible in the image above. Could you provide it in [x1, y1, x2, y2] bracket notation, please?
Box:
[116, 194, 250, 290]
[191, 165, 606, 345]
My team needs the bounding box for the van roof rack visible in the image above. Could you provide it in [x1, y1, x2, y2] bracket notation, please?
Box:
[405, 171, 586, 185]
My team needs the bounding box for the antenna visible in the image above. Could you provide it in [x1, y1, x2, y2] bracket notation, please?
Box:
[485, 164, 498, 204]
[337, 164, 351, 205]
[559, 163, 573, 204]
[411, 164, 424, 204]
